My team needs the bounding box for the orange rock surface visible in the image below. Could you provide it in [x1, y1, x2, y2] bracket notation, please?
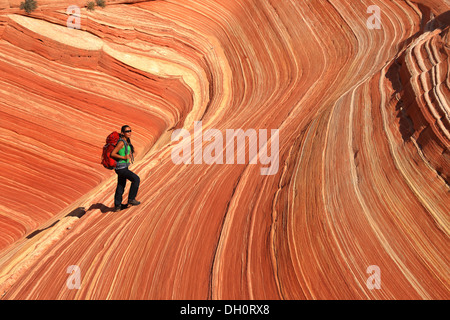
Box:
[0, 0, 448, 299]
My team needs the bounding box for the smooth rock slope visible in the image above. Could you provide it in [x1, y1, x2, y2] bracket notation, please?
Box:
[0, 0, 448, 299]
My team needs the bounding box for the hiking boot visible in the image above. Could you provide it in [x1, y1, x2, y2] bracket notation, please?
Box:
[114, 204, 128, 212]
[128, 199, 141, 206]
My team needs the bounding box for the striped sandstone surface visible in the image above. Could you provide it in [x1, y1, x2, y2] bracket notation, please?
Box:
[0, 0, 448, 299]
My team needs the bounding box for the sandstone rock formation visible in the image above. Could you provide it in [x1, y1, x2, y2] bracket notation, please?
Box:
[0, 0, 448, 299]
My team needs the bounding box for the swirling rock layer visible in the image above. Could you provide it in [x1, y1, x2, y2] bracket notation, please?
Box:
[0, 0, 448, 299]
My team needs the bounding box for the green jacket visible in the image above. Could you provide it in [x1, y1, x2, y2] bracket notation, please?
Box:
[116, 139, 131, 169]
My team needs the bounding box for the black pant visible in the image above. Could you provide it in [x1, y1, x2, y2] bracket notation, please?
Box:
[114, 167, 140, 207]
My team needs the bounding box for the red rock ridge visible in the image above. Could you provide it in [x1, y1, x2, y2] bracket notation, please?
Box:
[0, 0, 448, 300]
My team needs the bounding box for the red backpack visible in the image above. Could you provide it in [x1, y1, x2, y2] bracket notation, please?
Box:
[101, 131, 121, 169]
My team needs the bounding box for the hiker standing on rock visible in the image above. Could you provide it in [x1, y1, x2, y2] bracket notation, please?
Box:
[111, 125, 141, 212]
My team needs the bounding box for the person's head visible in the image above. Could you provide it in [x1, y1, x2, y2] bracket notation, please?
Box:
[121, 125, 132, 139]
